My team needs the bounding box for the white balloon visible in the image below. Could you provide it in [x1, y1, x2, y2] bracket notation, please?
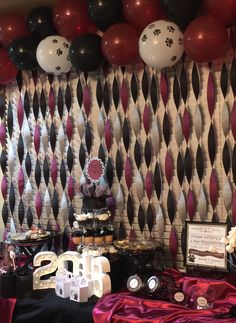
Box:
[139, 20, 184, 69]
[36, 36, 72, 75]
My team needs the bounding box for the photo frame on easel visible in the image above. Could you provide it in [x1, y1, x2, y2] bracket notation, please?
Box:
[185, 221, 228, 271]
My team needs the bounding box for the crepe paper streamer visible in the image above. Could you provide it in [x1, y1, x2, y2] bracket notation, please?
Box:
[83, 85, 91, 118]
[163, 112, 170, 147]
[194, 104, 203, 141]
[60, 160, 67, 190]
[131, 106, 140, 138]
[80, 172, 86, 186]
[65, 84, 71, 112]
[197, 186, 208, 222]
[52, 190, 59, 220]
[18, 167, 24, 196]
[167, 190, 175, 225]
[105, 120, 112, 152]
[96, 77, 103, 109]
[0, 149, 7, 174]
[35, 159, 41, 188]
[231, 101, 236, 140]
[143, 104, 150, 135]
[144, 139, 151, 168]
[33, 91, 39, 121]
[43, 157, 49, 186]
[18, 199, 25, 226]
[113, 113, 121, 145]
[112, 77, 119, 109]
[116, 184, 124, 214]
[66, 115, 73, 143]
[17, 134, 24, 165]
[77, 111, 85, 141]
[61, 192, 68, 226]
[123, 118, 130, 153]
[151, 120, 160, 157]
[231, 191, 236, 226]
[68, 175, 75, 201]
[208, 123, 216, 167]
[142, 69, 148, 102]
[68, 204, 75, 228]
[2, 201, 8, 226]
[131, 73, 138, 103]
[103, 81, 110, 116]
[156, 205, 164, 240]
[56, 88, 63, 120]
[40, 90, 47, 120]
[196, 146, 204, 182]
[222, 102, 230, 137]
[85, 122, 92, 155]
[0, 122, 6, 147]
[125, 157, 132, 190]
[147, 204, 154, 234]
[160, 71, 168, 107]
[175, 114, 183, 148]
[209, 169, 219, 210]
[150, 74, 157, 113]
[33, 125, 40, 155]
[40, 123, 48, 153]
[8, 142, 15, 178]
[1, 175, 7, 199]
[181, 227, 186, 260]
[134, 171, 144, 201]
[187, 189, 196, 222]
[182, 109, 191, 143]
[154, 163, 162, 200]
[207, 72, 215, 118]
[77, 78, 83, 107]
[169, 226, 178, 264]
[220, 63, 228, 98]
[35, 191, 42, 219]
[50, 123, 57, 153]
[134, 140, 141, 169]
[165, 151, 173, 186]
[223, 142, 231, 175]
[192, 62, 200, 100]
[184, 148, 192, 184]
[145, 170, 153, 201]
[116, 149, 123, 182]
[97, 112, 104, 140]
[173, 73, 180, 110]
[120, 79, 129, 113]
[177, 191, 187, 225]
[180, 64, 188, 104]
[105, 157, 113, 189]
[57, 125, 65, 156]
[7, 102, 13, 139]
[51, 157, 58, 187]
[24, 91, 30, 119]
[231, 58, 236, 97]
[25, 180, 32, 206]
[222, 178, 233, 213]
[17, 97, 24, 130]
[127, 194, 134, 227]
[138, 204, 145, 233]
[98, 144, 105, 164]
[16, 71, 23, 92]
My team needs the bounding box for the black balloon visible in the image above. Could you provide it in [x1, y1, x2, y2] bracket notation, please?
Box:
[69, 33, 104, 72]
[27, 6, 57, 40]
[88, 0, 123, 32]
[8, 37, 38, 70]
[160, 0, 202, 30]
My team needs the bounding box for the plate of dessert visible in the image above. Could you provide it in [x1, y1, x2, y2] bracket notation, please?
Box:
[10, 227, 51, 243]
[113, 239, 157, 254]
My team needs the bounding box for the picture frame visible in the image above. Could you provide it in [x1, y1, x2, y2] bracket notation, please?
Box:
[185, 221, 228, 271]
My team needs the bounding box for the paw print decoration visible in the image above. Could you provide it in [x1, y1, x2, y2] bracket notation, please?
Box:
[139, 20, 184, 69]
[36, 35, 72, 75]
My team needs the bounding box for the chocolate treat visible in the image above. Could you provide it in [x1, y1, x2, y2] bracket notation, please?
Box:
[94, 229, 104, 245]
[71, 231, 83, 245]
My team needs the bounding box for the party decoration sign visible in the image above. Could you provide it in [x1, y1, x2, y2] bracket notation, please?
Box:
[85, 157, 105, 183]
[185, 222, 228, 270]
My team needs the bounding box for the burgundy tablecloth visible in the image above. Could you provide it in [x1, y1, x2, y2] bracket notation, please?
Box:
[93, 269, 236, 323]
[0, 297, 16, 323]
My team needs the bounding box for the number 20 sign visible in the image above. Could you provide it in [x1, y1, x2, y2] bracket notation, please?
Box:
[33, 251, 111, 298]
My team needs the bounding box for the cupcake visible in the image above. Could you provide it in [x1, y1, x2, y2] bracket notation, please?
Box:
[83, 229, 94, 245]
[94, 229, 104, 245]
[104, 228, 113, 244]
[71, 231, 83, 245]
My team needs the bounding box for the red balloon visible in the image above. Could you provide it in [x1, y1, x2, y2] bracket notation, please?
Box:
[53, 0, 96, 40]
[0, 48, 18, 84]
[122, 0, 164, 32]
[203, 0, 236, 26]
[183, 15, 228, 63]
[0, 14, 30, 48]
[102, 23, 139, 66]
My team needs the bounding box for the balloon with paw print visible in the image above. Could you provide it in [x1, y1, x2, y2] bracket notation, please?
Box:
[36, 35, 72, 75]
[139, 20, 184, 69]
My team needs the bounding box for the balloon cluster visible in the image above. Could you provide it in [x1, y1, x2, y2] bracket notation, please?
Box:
[0, 0, 235, 84]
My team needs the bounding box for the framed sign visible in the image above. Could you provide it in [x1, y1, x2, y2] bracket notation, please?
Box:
[185, 221, 228, 270]
[85, 157, 105, 183]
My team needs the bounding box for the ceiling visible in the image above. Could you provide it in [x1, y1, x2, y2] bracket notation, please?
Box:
[0, 0, 57, 16]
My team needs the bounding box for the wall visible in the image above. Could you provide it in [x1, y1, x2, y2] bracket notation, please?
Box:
[1, 48, 235, 269]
